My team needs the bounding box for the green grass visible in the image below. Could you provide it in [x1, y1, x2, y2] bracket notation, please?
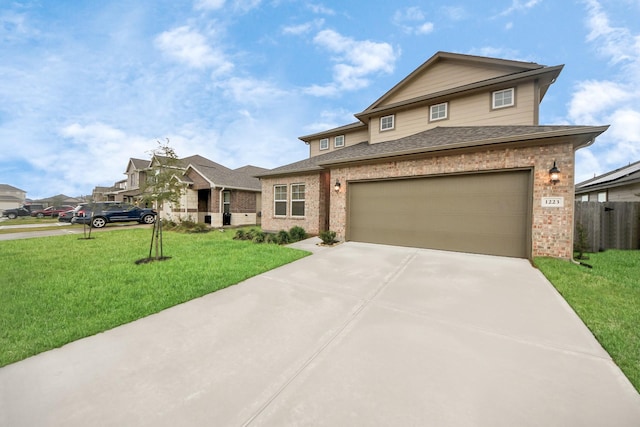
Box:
[535, 251, 640, 393]
[0, 217, 59, 226]
[0, 228, 310, 367]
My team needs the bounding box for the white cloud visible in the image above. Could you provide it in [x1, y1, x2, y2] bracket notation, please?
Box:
[571, 0, 640, 178]
[392, 7, 435, 35]
[440, 6, 467, 21]
[216, 76, 287, 104]
[308, 29, 398, 95]
[568, 80, 632, 124]
[194, 0, 261, 13]
[194, 0, 226, 10]
[154, 25, 234, 73]
[282, 19, 324, 36]
[307, 3, 335, 15]
[497, 0, 542, 17]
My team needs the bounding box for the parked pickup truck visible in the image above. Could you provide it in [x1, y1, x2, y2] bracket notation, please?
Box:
[1, 205, 34, 219]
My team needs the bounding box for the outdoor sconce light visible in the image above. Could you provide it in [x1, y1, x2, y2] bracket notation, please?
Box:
[549, 161, 560, 185]
[334, 180, 341, 192]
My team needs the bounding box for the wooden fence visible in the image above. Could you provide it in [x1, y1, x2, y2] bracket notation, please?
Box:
[574, 201, 640, 251]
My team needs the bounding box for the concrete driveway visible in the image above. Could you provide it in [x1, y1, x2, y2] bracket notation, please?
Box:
[1, 240, 639, 426]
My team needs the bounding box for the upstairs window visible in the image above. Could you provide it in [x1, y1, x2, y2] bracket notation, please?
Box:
[334, 135, 345, 148]
[274, 185, 287, 216]
[319, 138, 329, 150]
[492, 88, 514, 109]
[291, 183, 305, 217]
[380, 115, 395, 131]
[430, 102, 448, 121]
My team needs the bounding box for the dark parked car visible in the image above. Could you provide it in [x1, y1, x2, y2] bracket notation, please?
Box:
[2, 206, 32, 219]
[31, 205, 75, 218]
[71, 202, 156, 228]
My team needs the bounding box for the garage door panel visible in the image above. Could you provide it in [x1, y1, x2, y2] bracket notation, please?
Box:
[347, 171, 530, 258]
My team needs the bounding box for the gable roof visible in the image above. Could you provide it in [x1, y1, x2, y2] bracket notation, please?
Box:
[186, 163, 264, 191]
[0, 184, 26, 193]
[575, 160, 640, 193]
[356, 51, 562, 122]
[257, 125, 608, 177]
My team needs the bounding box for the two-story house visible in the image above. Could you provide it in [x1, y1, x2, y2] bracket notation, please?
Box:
[257, 51, 609, 259]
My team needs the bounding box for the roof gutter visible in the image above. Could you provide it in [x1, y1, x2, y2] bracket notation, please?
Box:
[317, 125, 609, 167]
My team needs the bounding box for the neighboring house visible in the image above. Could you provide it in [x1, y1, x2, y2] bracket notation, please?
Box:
[33, 194, 83, 207]
[575, 160, 640, 202]
[92, 155, 265, 228]
[0, 184, 26, 212]
[168, 156, 266, 227]
[258, 51, 608, 259]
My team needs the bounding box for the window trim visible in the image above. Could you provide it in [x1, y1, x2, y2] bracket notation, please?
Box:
[492, 88, 515, 109]
[334, 135, 345, 148]
[290, 183, 305, 217]
[274, 185, 287, 217]
[319, 138, 329, 151]
[380, 114, 395, 131]
[429, 102, 448, 122]
[223, 190, 230, 214]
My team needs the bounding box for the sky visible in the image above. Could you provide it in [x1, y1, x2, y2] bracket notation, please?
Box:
[1, 0, 639, 200]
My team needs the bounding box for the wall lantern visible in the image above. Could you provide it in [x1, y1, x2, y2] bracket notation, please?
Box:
[549, 161, 560, 185]
[334, 180, 341, 192]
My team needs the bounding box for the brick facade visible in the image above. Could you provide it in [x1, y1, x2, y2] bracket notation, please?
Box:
[261, 172, 328, 234]
[329, 142, 575, 259]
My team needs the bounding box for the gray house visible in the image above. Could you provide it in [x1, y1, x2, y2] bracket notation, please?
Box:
[575, 160, 640, 202]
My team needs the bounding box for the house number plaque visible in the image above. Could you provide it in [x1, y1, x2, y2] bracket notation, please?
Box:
[541, 197, 564, 207]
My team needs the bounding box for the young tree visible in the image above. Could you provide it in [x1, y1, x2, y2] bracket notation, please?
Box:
[137, 139, 185, 263]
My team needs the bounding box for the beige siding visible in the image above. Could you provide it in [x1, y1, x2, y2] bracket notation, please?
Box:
[309, 127, 369, 157]
[609, 184, 640, 201]
[382, 60, 525, 106]
[370, 82, 536, 144]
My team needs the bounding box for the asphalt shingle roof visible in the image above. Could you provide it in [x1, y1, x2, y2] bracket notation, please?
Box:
[258, 125, 606, 177]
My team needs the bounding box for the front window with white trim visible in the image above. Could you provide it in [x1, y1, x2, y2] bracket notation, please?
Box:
[597, 191, 607, 202]
[430, 102, 448, 121]
[334, 135, 345, 148]
[380, 115, 395, 131]
[274, 185, 287, 216]
[319, 138, 329, 150]
[291, 183, 305, 217]
[492, 88, 514, 109]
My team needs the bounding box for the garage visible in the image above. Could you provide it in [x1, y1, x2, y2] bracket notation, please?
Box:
[346, 170, 531, 258]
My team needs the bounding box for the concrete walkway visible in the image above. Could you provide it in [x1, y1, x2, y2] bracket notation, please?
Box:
[1, 241, 639, 426]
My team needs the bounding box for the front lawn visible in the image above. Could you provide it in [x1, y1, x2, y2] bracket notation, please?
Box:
[535, 251, 640, 393]
[0, 227, 310, 367]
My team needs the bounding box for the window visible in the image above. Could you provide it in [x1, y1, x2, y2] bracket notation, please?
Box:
[319, 138, 329, 150]
[334, 135, 345, 148]
[223, 191, 230, 214]
[492, 88, 514, 109]
[380, 115, 395, 131]
[290, 184, 305, 217]
[597, 191, 607, 202]
[274, 185, 287, 216]
[430, 102, 448, 121]
[580, 194, 589, 202]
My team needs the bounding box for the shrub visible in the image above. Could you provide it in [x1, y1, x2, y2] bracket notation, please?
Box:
[252, 231, 266, 243]
[234, 229, 246, 240]
[276, 230, 290, 244]
[265, 233, 278, 244]
[319, 230, 337, 245]
[289, 226, 307, 242]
